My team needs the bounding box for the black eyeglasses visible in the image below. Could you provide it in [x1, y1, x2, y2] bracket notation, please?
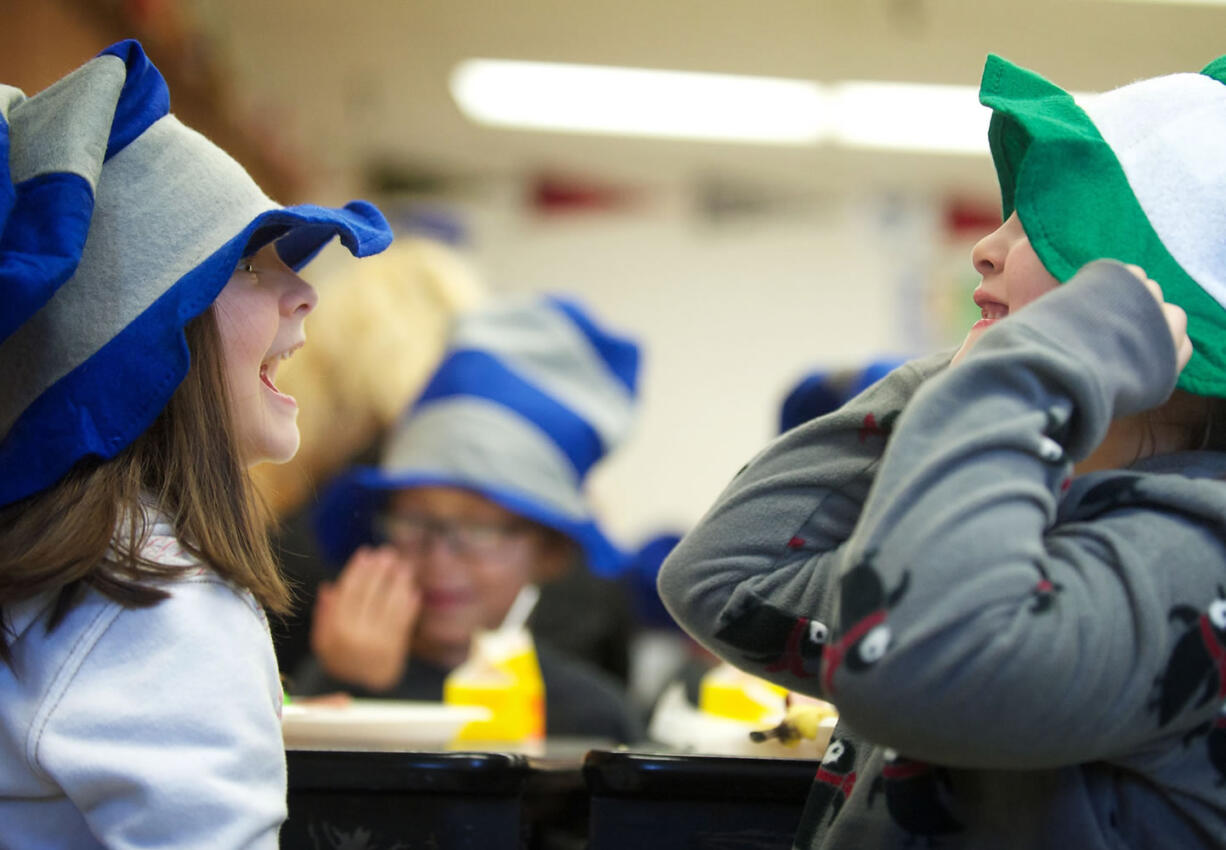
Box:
[374, 511, 532, 560]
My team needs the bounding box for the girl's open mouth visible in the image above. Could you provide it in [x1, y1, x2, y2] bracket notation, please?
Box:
[260, 342, 302, 400]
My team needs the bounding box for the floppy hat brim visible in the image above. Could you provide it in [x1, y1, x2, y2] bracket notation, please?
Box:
[980, 54, 1226, 396]
[313, 467, 629, 577]
[248, 201, 390, 270]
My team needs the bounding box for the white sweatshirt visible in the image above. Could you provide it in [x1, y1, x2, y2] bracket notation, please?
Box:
[0, 520, 286, 848]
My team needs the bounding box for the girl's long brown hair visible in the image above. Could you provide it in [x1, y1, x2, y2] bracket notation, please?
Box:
[0, 305, 290, 664]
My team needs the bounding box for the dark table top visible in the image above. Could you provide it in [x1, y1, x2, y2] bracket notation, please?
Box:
[283, 745, 819, 850]
[288, 748, 533, 794]
[287, 743, 817, 799]
[583, 749, 817, 803]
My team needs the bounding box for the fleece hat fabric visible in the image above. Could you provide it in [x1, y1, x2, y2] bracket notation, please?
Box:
[778, 357, 906, 433]
[0, 40, 393, 507]
[315, 294, 640, 576]
[979, 53, 1226, 396]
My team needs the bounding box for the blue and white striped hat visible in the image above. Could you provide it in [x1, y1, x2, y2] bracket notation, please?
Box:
[314, 294, 640, 576]
[0, 41, 393, 506]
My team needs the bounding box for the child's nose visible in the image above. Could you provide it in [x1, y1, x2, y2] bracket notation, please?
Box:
[281, 274, 318, 317]
[971, 224, 1006, 277]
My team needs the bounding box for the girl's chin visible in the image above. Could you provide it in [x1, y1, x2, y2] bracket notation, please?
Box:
[240, 427, 301, 467]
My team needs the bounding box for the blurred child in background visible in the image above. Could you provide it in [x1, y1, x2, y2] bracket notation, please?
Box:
[294, 295, 644, 743]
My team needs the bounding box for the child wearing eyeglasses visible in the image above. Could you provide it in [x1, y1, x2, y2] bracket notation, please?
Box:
[292, 295, 644, 743]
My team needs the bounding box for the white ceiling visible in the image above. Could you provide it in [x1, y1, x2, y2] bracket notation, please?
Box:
[197, 0, 1226, 202]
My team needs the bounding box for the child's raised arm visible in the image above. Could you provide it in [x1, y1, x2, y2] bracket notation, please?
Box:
[811, 262, 1211, 767]
[658, 349, 951, 695]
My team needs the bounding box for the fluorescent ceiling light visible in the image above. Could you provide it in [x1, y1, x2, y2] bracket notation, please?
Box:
[451, 59, 827, 145]
[451, 59, 1095, 155]
[827, 84, 1094, 154]
[828, 82, 989, 154]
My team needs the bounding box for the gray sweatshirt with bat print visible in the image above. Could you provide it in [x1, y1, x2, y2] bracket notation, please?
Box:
[659, 261, 1226, 849]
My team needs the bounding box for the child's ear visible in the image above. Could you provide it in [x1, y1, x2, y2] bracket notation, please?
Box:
[532, 534, 579, 583]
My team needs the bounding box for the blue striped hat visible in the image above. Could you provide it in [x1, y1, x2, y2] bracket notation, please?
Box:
[314, 294, 640, 576]
[0, 41, 393, 506]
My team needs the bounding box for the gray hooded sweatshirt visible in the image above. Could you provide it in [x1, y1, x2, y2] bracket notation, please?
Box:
[659, 261, 1226, 849]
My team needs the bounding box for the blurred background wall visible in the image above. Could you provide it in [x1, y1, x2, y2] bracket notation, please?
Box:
[5, 0, 1224, 544]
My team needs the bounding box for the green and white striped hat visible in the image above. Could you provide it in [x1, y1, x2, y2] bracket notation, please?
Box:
[980, 54, 1226, 396]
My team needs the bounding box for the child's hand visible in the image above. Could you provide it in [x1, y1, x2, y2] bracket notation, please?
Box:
[310, 545, 422, 692]
[1125, 264, 1193, 374]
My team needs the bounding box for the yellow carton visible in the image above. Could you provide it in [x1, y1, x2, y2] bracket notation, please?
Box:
[444, 629, 544, 743]
[698, 663, 788, 724]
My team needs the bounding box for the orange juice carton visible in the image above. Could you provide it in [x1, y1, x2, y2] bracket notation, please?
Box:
[444, 627, 545, 743]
